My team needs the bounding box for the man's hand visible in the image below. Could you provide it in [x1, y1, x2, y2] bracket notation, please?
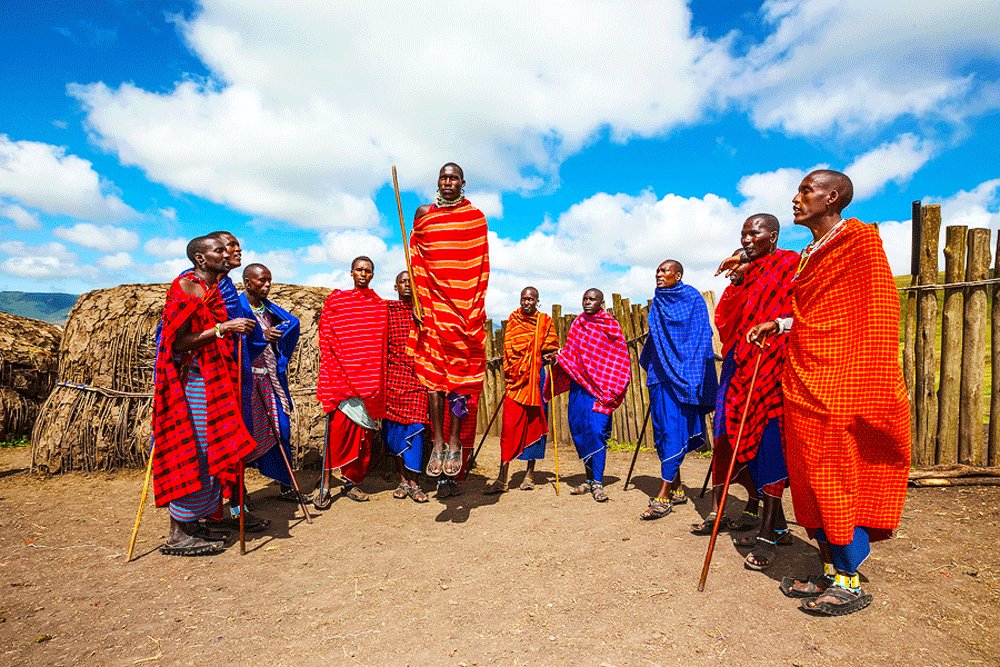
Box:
[223, 317, 257, 335]
[746, 320, 778, 345]
[715, 250, 748, 283]
[542, 351, 559, 365]
[262, 326, 282, 343]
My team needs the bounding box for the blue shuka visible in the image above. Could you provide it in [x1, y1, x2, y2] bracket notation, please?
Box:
[639, 282, 718, 482]
[238, 293, 300, 486]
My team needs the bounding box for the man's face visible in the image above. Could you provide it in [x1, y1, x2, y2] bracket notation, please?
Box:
[219, 234, 242, 269]
[437, 165, 465, 200]
[520, 289, 539, 316]
[741, 218, 777, 260]
[394, 271, 412, 300]
[655, 261, 682, 288]
[244, 268, 272, 301]
[199, 239, 229, 273]
[581, 290, 604, 315]
[792, 175, 833, 227]
[352, 260, 374, 289]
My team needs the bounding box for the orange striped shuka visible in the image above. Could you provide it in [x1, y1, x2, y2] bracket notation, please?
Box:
[500, 309, 560, 462]
[408, 199, 490, 393]
[783, 218, 910, 546]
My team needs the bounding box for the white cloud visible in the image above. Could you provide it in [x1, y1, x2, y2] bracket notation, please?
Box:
[731, 0, 1000, 136]
[143, 258, 191, 282]
[466, 191, 503, 220]
[144, 236, 188, 259]
[0, 241, 88, 281]
[159, 206, 177, 221]
[0, 134, 137, 221]
[97, 251, 133, 270]
[53, 222, 139, 253]
[846, 134, 934, 200]
[0, 203, 41, 230]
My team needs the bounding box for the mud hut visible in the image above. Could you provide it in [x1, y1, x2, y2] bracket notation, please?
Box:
[0, 311, 62, 441]
[30, 283, 329, 474]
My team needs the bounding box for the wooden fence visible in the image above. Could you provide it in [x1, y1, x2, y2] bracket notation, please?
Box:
[476, 292, 722, 451]
[903, 202, 1000, 468]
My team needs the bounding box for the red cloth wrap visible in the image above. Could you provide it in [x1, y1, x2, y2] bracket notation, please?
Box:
[152, 274, 256, 507]
[317, 288, 388, 418]
[784, 219, 910, 545]
[324, 409, 373, 484]
[500, 397, 547, 463]
[385, 300, 429, 424]
[408, 200, 490, 392]
[547, 310, 631, 415]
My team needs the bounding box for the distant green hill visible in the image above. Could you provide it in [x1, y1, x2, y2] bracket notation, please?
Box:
[0, 291, 77, 324]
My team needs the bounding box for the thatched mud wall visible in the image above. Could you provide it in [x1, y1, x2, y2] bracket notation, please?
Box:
[30, 283, 328, 474]
[0, 311, 61, 440]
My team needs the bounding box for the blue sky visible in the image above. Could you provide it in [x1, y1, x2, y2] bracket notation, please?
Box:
[2, 1, 998, 318]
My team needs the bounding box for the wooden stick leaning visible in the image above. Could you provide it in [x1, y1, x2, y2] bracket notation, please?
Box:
[699, 455, 714, 498]
[258, 389, 312, 524]
[391, 165, 424, 321]
[697, 344, 765, 592]
[623, 405, 652, 491]
[237, 337, 246, 556]
[467, 398, 504, 471]
[551, 393, 561, 496]
[125, 443, 155, 563]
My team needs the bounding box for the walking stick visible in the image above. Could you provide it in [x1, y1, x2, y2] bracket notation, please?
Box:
[318, 411, 331, 500]
[551, 394, 561, 496]
[391, 165, 424, 321]
[125, 444, 154, 563]
[237, 337, 246, 556]
[623, 405, 652, 491]
[697, 344, 766, 592]
[467, 398, 503, 470]
[700, 413, 715, 498]
[273, 432, 312, 524]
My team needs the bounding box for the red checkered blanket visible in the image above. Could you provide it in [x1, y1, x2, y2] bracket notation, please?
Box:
[547, 310, 630, 414]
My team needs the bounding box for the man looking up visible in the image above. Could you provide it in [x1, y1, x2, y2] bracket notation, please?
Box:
[637, 260, 717, 520]
[408, 163, 490, 479]
[238, 263, 302, 503]
[484, 287, 560, 494]
[151, 235, 257, 556]
[748, 170, 910, 615]
[548, 289, 631, 503]
[315, 256, 389, 508]
[383, 270, 431, 503]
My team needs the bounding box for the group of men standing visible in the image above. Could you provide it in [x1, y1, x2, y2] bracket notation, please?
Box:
[149, 164, 909, 617]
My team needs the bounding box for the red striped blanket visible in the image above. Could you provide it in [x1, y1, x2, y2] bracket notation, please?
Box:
[503, 310, 559, 407]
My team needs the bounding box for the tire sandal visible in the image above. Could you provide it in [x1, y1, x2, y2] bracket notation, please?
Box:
[691, 513, 721, 535]
[519, 475, 536, 491]
[312, 487, 333, 510]
[744, 537, 778, 571]
[640, 497, 672, 520]
[801, 585, 873, 616]
[393, 483, 410, 500]
[442, 448, 463, 477]
[426, 446, 446, 477]
[343, 485, 369, 502]
[733, 529, 791, 548]
[407, 484, 429, 503]
[669, 489, 688, 505]
[482, 481, 509, 495]
[779, 575, 832, 599]
[591, 483, 609, 503]
[160, 535, 224, 557]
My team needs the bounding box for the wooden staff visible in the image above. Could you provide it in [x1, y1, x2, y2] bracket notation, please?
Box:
[237, 336, 246, 556]
[272, 428, 312, 524]
[699, 455, 714, 498]
[623, 405, 652, 491]
[391, 165, 424, 321]
[125, 443, 155, 563]
[551, 393, 561, 496]
[467, 397, 503, 470]
[697, 344, 765, 592]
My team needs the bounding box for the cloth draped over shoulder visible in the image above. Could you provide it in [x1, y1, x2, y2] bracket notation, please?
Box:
[408, 200, 490, 393]
[503, 310, 559, 407]
[317, 288, 388, 418]
[783, 219, 910, 545]
[385, 300, 428, 424]
[714, 248, 797, 462]
[547, 310, 630, 415]
[152, 274, 257, 507]
[639, 282, 717, 411]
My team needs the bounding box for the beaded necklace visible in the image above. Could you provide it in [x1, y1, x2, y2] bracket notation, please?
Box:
[434, 190, 465, 207]
[795, 219, 846, 278]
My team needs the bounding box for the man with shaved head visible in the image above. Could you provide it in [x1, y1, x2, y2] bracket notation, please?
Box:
[547, 289, 631, 503]
[748, 170, 909, 615]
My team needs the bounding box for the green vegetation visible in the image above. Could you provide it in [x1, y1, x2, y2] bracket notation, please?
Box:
[0, 436, 29, 448]
[0, 291, 77, 324]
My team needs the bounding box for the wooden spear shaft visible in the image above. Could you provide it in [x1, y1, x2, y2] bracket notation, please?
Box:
[125, 444, 154, 563]
[468, 398, 503, 471]
[391, 165, 423, 321]
[623, 405, 652, 491]
[237, 337, 246, 556]
[551, 394, 561, 496]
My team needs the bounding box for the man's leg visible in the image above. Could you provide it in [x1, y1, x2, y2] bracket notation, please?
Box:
[484, 461, 510, 494]
[519, 459, 537, 490]
[443, 409, 463, 476]
[801, 528, 873, 615]
[427, 390, 446, 476]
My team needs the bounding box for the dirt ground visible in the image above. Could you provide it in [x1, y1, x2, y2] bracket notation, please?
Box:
[0, 442, 997, 667]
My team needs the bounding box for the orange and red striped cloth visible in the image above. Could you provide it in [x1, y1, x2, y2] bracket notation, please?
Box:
[503, 310, 559, 407]
[408, 200, 490, 393]
[783, 219, 910, 545]
[316, 288, 388, 418]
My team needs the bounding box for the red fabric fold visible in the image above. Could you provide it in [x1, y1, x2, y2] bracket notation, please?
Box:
[547, 310, 630, 415]
[503, 310, 559, 408]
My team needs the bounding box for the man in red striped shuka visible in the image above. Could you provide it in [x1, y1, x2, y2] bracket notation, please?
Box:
[314, 256, 389, 509]
[408, 162, 490, 481]
[152, 235, 258, 556]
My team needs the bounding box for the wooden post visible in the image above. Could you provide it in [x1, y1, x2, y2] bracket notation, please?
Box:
[991, 234, 1000, 467]
[914, 204, 941, 467]
[903, 202, 920, 452]
[959, 227, 991, 466]
[935, 225, 967, 464]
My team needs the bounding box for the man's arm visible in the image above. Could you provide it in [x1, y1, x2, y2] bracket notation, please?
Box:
[173, 316, 256, 353]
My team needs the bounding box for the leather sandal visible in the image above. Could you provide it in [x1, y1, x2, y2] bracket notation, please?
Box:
[160, 535, 224, 557]
[482, 481, 509, 495]
[801, 585, 873, 616]
[443, 448, 463, 477]
[392, 483, 410, 500]
[640, 497, 672, 520]
[426, 447, 446, 477]
[407, 484, 429, 503]
[779, 575, 832, 599]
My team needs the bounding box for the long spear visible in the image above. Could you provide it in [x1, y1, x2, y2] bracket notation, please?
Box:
[391, 165, 424, 321]
[623, 405, 652, 491]
[697, 344, 765, 591]
[467, 398, 503, 471]
[237, 337, 246, 555]
[551, 393, 561, 496]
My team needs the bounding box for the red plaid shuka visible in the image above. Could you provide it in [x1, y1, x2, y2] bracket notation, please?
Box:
[716, 248, 797, 463]
[317, 288, 388, 418]
[152, 274, 257, 507]
[784, 219, 910, 545]
[547, 310, 631, 414]
[385, 300, 428, 424]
